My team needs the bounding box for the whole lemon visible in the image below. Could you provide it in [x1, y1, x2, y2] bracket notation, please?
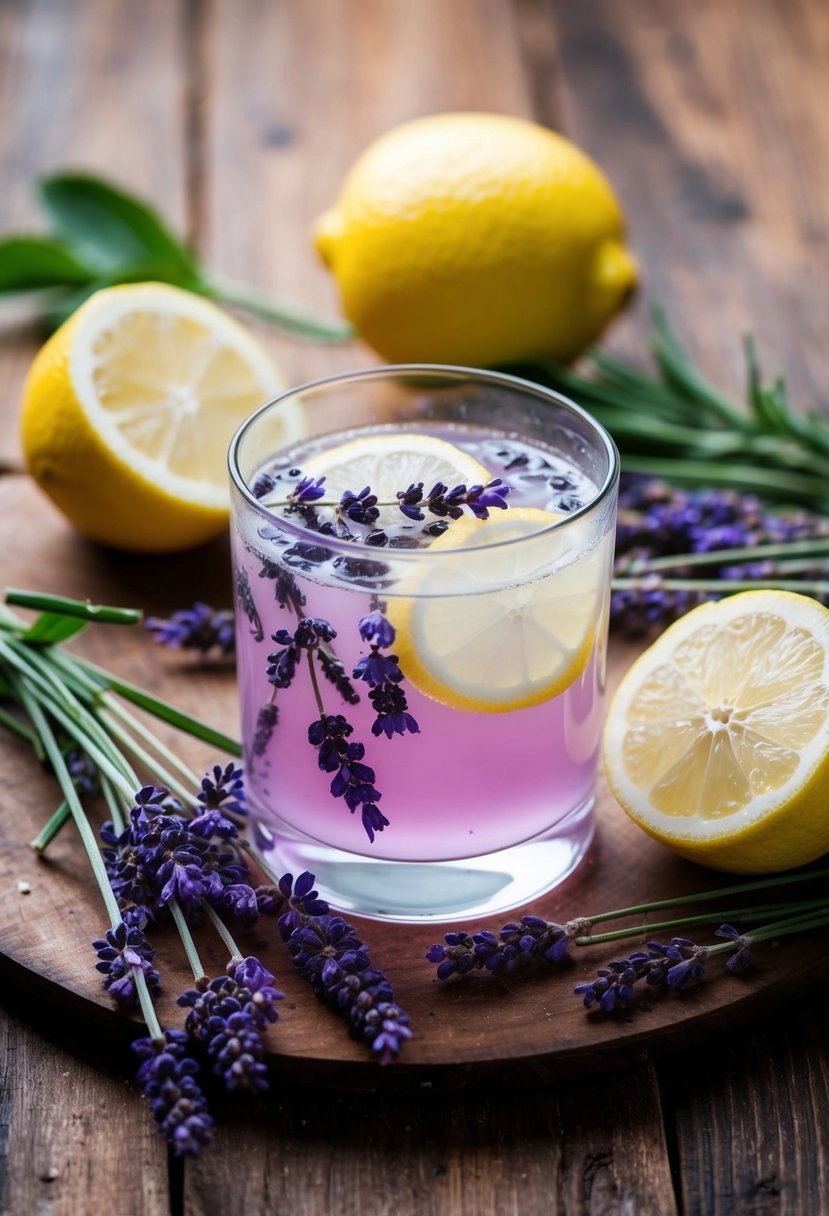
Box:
[313, 112, 637, 367]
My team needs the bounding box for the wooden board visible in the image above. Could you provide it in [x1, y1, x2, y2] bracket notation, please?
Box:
[1, 479, 827, 1094]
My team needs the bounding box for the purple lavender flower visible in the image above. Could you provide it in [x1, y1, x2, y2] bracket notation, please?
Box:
[715, 923, 753, 972]
[101, 783, 252, 916]
[462, 479, 511, 519]
[193, 763, 246, 826]
[145, 603, 235, 656]
[427, 915, 570, 979]
[353, 605, 419, 741]
[66, 748, 99, 797]
[276, 872, 412, 1064]
[132, 1030, 214, 1156]
[288, 475, 327, 506]
[307, 716, 388, 841]
[648, 937, 709, 989]
[267, 618, 338, 690]
[339, 486, 380, 526]
[574, 936, 709, 1013]
[178, 957, 283, 1094]
[235, 568, 263, 642]
[317, 648, 360, 704]
[92, 921, 160, 1007]
[574, 956, 648, 1013]
[258, 558, 307, 611]
[397, 479, 510, 521]
[368, 683, 420, 739]
[612, 476, 829, 636]
[358, 609, 396, 649]
[251, 701, 279, 757]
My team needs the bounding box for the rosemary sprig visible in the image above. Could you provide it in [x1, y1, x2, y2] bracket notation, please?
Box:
[510, 308, 829, 514]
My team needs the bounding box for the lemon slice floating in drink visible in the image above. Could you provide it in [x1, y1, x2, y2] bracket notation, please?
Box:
[603, 590, 829, 873]
[390, 507, 604, 714]
[21, 282, 291, 552]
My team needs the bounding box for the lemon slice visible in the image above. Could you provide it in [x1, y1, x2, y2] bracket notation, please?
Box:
[603, 590, 829, 873]
[21, 282, 292, 552]
[389, 507, 605, 713]
[300, 431, 493, 525]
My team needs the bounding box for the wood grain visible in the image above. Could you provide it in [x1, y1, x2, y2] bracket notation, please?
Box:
[0, 1003, 169, 1216]
[183, 1065, 676, 1216]
[549, 0, 829, 410]
[661, 1006, 829, 1215]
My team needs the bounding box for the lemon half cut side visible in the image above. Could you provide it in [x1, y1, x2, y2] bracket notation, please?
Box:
[21, 282, 293, 552]
[389, 508, 607, 714]
[603, 590, 829, 873]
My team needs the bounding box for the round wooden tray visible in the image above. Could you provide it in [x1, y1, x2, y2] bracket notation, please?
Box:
[2, 481, 827, 1093]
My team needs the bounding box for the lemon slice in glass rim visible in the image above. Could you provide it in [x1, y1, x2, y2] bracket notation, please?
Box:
[388, 507, 606, 713]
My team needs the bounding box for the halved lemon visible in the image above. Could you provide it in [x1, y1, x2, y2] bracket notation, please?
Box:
[603, 590, 829, 873]
[300, 431, 492, 525]
[389, 508, 606, 713]
[21, 282, 292, 552]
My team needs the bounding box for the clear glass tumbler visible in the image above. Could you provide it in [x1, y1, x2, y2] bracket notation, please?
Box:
[228, 366, 618, 922]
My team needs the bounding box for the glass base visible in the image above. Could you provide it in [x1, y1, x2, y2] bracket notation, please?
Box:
[255, 796, 596, 924]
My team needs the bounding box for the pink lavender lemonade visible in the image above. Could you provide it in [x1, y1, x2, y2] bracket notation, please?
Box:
[229, 368, 618, 921]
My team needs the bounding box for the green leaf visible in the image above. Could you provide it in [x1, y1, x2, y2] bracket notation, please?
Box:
[37, 261, 205, 332]
[0, 235, 94, 294]
[38, 173, 200, 280]
[22, 613, 89, 645]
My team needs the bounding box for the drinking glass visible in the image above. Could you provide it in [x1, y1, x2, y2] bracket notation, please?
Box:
[228, 366, 619, 922]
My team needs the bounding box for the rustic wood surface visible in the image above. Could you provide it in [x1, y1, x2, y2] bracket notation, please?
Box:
[2, 0, 829, 1213]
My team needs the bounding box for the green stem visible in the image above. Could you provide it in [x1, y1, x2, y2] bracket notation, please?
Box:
[612, 576, 829, 595]
[30, 801, 71, 852]
[99, 772, 128, 833]
[97, 707, 192, 803]
[202, 901, 243, 962]
[101, 694, 200, 790]
[205, 275, 355, 343]
[583, 865, 829, 926]
[5, 588, 142, 625]
[69, 656, 243, 755]
[15, 681, 121, 925]
[169, 900, 207, 981]
[629, 536, 829, 573]
[0, 702, 40, 750]
[134, 968, 163, 1040]
[574, 898, 829, 947]
[0, 640, 136, 796]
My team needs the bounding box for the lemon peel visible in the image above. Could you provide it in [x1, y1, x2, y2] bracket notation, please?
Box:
[21, 282, 291, 552]
[388, 508, 603, 714]
[313, 112, 637, 367]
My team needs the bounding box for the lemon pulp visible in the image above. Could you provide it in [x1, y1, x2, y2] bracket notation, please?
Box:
[21, 282, 292, 551]
[603, 590, 829, 872]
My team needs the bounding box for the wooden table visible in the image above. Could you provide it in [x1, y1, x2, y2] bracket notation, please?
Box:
[2, 2, 829, 1213]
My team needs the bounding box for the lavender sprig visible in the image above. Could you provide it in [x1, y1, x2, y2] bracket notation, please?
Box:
[132, 1030, 214, 1157]
[146, 603, 235, 656]
[427, 870, 829, 1015]
[354, 605, 419, 739]
[274, 871, 412, 1064]
[260, 473, 511, 526]
[178, 957, 284, 1093]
